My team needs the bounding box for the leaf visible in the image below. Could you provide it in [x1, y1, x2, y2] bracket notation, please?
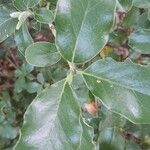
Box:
[37, 73, 45, 84]
[14, 80, 94, 150]
[78, 118, 94, 150]
[55, 0, 116, 63]
[99, 128, 125, 150]
[34, 8, 54, 24]
[118, 0, 133, 11]
[15, 24, 33, 56]
[81, 58, 150, 124]
[133, 0, 150, 8]
[98, 128, 140, 150]
[0, 121, 18, 139]
[0, 6, 17, 42]
[26, 82, 42, 93]
[14, 77, 26, 93]
[122, 6, 140, 28]
[13, 0, 40, 10]
[123, 8, 150, 29]
[100, 107, 126, 129]
[25, 42, 61, 67]
[109, 30, 127, 47]
[129, 29, 150, 54]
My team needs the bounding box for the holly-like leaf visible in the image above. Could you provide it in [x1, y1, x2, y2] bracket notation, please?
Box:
[13, 0, 40, 10]
[55, 0, 116, 63]
[15, 24, 33, 56]
[81, 58, 150, 124]
[25, 42, 61, 67]
[129, 29, 150, 54]
[34, 8, 54, 24]
[133, 0, 150, 8]
[14, 80, 94, 150]
[0, 6, 17, 42]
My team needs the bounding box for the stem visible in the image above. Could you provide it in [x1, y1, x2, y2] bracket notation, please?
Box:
[68, 61, 76, 73]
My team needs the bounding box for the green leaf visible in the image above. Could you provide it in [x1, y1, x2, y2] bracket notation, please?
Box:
[78, 118, 94, 150]
[0, 121, 18, 139]
[81, 58, 150, 124]
[122, 6, 139, 28]
[13, 0, 40, 10]
[118, 0, 133, 11]
[109, 30, 127, 47]
[14, 80, 94, 150]
[14, 77, 26, 93]
[37, 73, 45, 84]
[133, 0, 150, 8]
[123, 8, 150, 29]
[34, 8, 54, 24]
[99, 128, 140, 150]
[129, 29, 150, 54]
[15, 24, 33, 56]
[26, 82, 42, 93]
[25, 42, 61, 67]
[99, 128, 125, 150]
[55, 0, 116, 63]
[0, 6, 17, 42]
[100, 107, 126, 129]
[147, 9, 150, 22]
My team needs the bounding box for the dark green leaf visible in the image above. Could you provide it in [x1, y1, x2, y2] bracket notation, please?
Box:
[14, 77, 26, 93]
[78, 118, 94, 150]
[99, 128, 125, 150]
[0, 121, 18, 139]
[15, 24, 33, 56]
[55, 0, 116, 63]
[0, 6, 17, 42]
[123, 6, 140, 28]
[129, 29, 150, 54]
[109, 30, 127, 47]
[14, 80, 94, 149]
[13, 0, 40, 10]
[34, 8, 54, 24]
[26, 82, 42, 93]
[99, 128, 140, 150]
[82, 58, 150, 123]
[25, 42, 61, 67]
[118, 0, 133, 11]
[123, 7, 150, 29]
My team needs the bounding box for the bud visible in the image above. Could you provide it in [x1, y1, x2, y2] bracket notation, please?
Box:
[84, 101, 99, 116]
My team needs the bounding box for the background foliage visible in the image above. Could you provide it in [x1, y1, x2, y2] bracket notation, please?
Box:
[0, 0, 150, 150]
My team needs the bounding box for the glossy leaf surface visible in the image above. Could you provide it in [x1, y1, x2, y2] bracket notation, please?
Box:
[15, 80, 94, 150]
[82, 58, 150, 123]
[55, 0, 116, 63]
[25, 42, 61, 67]
[129, 29, 150, 54]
